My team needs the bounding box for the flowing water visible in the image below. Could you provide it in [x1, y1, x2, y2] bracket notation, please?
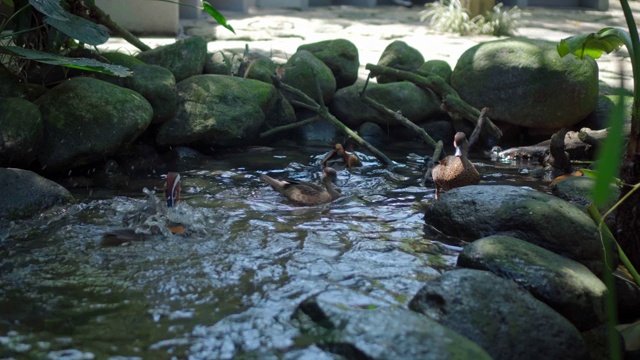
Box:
[0, 145, 549, 359]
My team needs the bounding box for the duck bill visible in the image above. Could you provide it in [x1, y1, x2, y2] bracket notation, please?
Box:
[165, 172, 181, 207]
[454, 145, 463, 157]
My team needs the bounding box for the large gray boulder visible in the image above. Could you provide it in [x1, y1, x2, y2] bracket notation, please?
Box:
[294, 289, 491, 359]
[330, 81, 442, 128]
[298, 39, 359, 88]
[282, 50, 336, 106]
[156, 75, 296, 148]
[458, 235, 607, 330]
[35, 77, 153, 172]
[376, 40, 425, 84]
[0, 168, 73, 220]
[451, 38, 599, 129]
[0, 97, 42, 168]
[123, 64, 177, 124]
[409, 269, 589, 360]
[422, 185, 606, 274]
[136, 36, 207, 82]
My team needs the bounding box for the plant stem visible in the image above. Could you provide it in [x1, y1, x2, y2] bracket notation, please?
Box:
[620, 0, 640, 154]
[587, 203, 622, 360]
[85, 2, 151, 52]
[359, 75, 438, 149]
[274, 78, 394, 167]
[260, 115, 320, 138]
[365, 63, 503, 140]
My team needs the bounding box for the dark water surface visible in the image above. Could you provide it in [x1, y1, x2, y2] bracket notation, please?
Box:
[0, 146, 549, 359]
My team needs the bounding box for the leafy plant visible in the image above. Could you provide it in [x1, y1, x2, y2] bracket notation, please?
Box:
[557, 4, 640, 283]
[419, 0, 520, 37]
[477, 2, 520, 37]
[558, 1, 640, 358]
[0, 0, 234, 79]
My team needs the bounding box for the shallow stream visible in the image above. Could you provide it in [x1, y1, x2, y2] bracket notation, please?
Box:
[0, 145, 549, 359]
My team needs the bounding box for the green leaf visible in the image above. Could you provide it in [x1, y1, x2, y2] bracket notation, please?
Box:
[203, 1, 235, 34]
[0, 46, 132, 77]
[28, 0, 69, 20]
[592, 89, 627, 207]
[3, 0, 14, 7]
[44, 13, 109, 45]
[557, 27, 628, 60]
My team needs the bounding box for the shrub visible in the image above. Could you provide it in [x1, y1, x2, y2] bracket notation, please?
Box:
[420, 0, 520, 37]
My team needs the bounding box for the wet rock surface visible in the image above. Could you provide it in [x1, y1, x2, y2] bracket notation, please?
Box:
[422, 185, 607, 274]
[0, 168, 74, 220]
[409, 269, 589, 360]
[458, 235, 607, 330]
[293, 289, 492, 359]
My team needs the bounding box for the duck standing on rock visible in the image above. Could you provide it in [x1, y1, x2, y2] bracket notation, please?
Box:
[431, 132, 480, 200]
[261, 167, 341, 206]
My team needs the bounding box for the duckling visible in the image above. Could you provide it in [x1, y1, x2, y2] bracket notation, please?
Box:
[261, 167, 341, 206]
[432, 132, 480, 199]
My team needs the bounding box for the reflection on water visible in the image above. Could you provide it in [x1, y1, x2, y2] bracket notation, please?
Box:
[0, 146, 549, 359]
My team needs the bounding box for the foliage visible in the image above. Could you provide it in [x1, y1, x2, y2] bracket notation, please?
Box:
[0, 0, 233, 78]
[557, 4, 639, 283]
[558, 1, 640, 358]
[419, 0, 520, 37]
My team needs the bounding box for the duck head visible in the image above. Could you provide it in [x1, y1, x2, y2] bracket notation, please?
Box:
[453, 132, 469, 157]
[322, 166, 338, 184]
[164, 172, 181, 208]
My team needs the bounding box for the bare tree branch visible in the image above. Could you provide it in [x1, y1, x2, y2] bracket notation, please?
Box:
[273, 77, 395, 167]
[365, 63, 503, 141]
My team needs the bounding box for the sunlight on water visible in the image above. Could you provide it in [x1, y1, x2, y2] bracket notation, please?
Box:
[0, 147, 549, 358]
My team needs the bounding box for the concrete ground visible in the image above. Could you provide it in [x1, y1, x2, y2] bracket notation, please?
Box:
[100, 1, 638, 90]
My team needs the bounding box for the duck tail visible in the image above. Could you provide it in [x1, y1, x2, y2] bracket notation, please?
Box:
[260, 174, 286, 191]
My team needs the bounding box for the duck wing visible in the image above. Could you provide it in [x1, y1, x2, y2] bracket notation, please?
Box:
[261, 174, 331, 205]
[260, 174, 324, 192]
[285, 182, 333, 205]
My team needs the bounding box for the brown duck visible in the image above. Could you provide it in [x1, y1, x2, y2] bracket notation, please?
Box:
[321, 143, 362, 170]
[261, 167, 341, 206]
[431, 132, 480, 199]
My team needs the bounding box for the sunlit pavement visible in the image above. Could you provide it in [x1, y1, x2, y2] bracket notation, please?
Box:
[100, 2, 637, 90]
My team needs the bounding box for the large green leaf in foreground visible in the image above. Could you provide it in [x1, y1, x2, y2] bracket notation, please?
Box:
[558, 27, 629, 60]
[44, 13, 110, 46]
[0, 46, 132, 77]
[28, 0, 69, 20]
